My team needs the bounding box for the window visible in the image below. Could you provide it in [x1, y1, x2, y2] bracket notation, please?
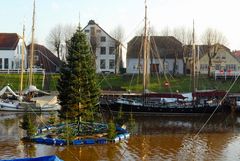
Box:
[100, 47, 106, 55]
[11, 61, 14, 69]
[215, 64, 221, 70]
[34, 55, 39, 61]
[109, 47, 115, 55]
[15, 60, 20, 69]
[100, 36, 106, 42]
[4, 58, 8, 69]
[200, 64, 208, 71]
[164, 62, 169, 72]
[0, 58, 2, 69]
[226, 64, 236, 71]
[175, 64, 178, 70]
[85, 29, 90, 33]
[109, 59, 115, 69]
[100, 59, 106, 69]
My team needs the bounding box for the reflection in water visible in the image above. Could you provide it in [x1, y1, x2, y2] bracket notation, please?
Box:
[220, 135, 240, 160]
[177, 135, 209, 161]
[1, 112, 240, 160]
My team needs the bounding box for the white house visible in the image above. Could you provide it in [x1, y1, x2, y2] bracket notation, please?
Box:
[0, 33, 27, 71]
[83, 20, 122, 74]
[126, 36, 184, 75]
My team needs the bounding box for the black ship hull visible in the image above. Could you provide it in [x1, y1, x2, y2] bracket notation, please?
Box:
[101, 102, 232, 114]
[100, 90, 233, 114]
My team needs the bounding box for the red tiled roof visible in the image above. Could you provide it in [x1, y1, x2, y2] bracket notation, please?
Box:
[233, 50, 240, 57]
[0, 33, 19, 50]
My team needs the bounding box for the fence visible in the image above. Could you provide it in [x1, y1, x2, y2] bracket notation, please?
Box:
[214, 70, 240, 80]
[0, 68, 45, 74]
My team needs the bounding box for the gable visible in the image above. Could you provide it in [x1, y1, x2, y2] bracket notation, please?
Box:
[0, 33, 19, 50]
[82, 20, 119, 43]
[27, 43, 62, 67]
[199, 48, 240, 64]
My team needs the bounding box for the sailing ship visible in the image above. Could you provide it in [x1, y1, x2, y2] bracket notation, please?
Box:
[100, 1, 232, 114]
[0, 0, 60, 112]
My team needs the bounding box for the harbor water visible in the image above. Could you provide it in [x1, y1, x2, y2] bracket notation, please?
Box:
[1, 112, 240, 161]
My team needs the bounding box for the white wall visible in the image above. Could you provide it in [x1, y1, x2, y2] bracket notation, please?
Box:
[0, 38, 27, 70]
[127, 58, 184, 74]
[84, 24, 117, 73]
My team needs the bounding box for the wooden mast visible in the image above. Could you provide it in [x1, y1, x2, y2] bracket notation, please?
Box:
[192, 20, 196, 93]
[29, 0, 35, 86]
[143, 0, 148, 93]
[20, 24, 25, 94]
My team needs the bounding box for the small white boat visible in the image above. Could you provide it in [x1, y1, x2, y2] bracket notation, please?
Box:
[0, 87, 61, 112]
[0, 100, 60, 112]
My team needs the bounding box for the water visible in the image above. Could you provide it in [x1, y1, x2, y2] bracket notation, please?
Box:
[1, 112, 240, 161]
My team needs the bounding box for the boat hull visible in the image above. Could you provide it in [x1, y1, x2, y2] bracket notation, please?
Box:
[0, 101, 61, 112]
[101, 102, 231, 114]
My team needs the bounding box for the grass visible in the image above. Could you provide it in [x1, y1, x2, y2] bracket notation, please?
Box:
[0, 73, 59, 92]
[2, 73, 240, 93]
[99, 74, 240, 93]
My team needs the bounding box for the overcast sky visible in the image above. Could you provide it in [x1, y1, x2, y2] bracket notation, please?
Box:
[1, 0, 240, 50]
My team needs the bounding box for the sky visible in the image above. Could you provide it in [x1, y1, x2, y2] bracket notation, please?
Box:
[1, 0, 240, 50]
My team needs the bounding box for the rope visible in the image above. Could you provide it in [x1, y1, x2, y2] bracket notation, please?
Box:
[194, 73, 240, 137]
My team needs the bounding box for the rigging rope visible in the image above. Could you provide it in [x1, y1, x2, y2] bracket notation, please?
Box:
[194, 73, 240, 137]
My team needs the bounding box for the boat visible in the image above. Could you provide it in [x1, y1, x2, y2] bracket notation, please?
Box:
[0, 155, 63, 161]
[101, 90, 231, 113]
[100, 1, 232, 114]
[0, 0, 60, 112]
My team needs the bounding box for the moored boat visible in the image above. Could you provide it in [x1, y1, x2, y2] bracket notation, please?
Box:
[100, 90, 232, 114]
[0, 155, 63, 161]
[100, 1, 232, 114]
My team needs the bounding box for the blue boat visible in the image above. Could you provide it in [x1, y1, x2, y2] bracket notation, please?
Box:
[0, 155, 63, 161]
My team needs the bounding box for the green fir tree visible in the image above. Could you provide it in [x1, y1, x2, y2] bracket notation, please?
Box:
[107, 120, 116, 139]
[57, 26, 100, 124]
[20, 113, 37, 138]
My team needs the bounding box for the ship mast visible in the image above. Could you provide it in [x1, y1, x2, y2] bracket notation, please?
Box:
[143, 0, 148, 93]
[29, 0, 35, 86]
[20, 24, 25, 94]
[192, 20, 196, 93]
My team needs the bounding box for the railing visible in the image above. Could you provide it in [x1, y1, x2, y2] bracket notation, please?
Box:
[214, 70, 240, 80]
[0, 68, 45, 74]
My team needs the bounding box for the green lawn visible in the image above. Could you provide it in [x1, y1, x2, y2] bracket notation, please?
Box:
[1, 73, 240, 93]
[0, 73, 59, 92]
[98, 74, 240, 93]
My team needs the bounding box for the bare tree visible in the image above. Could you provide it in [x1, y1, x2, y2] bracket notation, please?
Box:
[111, 25, 125, 74]
[201, 28, 227, 77]
[46, 24, 76, 61]
[89, 27, 100, 59]
[160, 26, 171, 36]
[62, 24, 76, 61]
[111, 25, 125, 42]
[47, 24, 62, 59]
[173, 27, 192, 75]
[148, 25, 158, 36]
